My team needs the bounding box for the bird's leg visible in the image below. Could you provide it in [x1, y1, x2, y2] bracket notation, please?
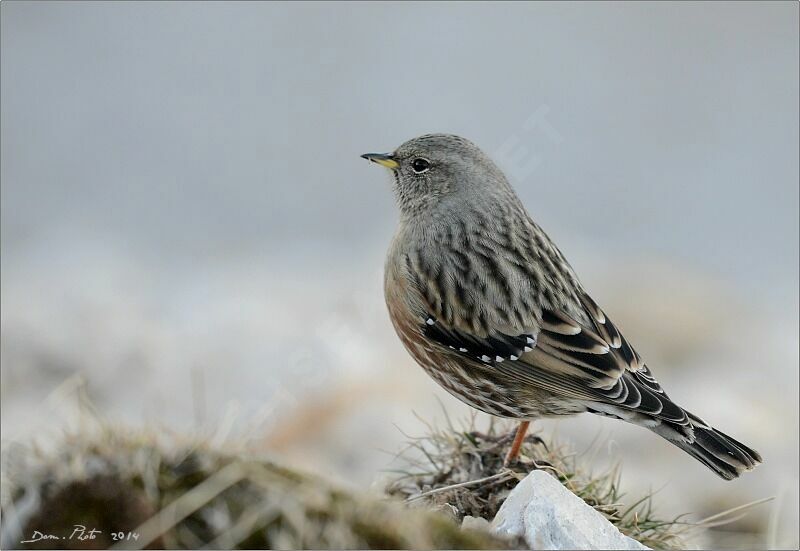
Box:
[503, 420, 530, 467]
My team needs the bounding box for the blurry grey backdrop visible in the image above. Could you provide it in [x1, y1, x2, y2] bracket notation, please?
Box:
[2, 2, 798, 549]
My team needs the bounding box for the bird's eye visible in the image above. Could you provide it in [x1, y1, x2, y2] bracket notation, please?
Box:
[411, 158, 431, 174]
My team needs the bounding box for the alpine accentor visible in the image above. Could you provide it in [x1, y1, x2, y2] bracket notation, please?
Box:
[363, 134, 761, 479]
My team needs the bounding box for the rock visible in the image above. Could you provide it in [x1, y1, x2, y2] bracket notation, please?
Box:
[461, 515, 491, 532]
[491, 470, 649, 550]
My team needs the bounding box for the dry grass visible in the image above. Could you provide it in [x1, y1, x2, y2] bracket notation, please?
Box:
[1, 402, 771, 550]
[0, 422, 510, 550]
[386, 414, 694, 549]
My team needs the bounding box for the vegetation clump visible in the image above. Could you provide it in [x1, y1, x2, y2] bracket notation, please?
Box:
[2, 413, 766, 549]
[386, 416, 689, 549]
[1, 425, 509, 550]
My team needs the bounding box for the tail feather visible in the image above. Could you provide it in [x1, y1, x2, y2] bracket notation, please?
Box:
[588, 405, 762, 480]
[653, 405, 763, 480]
[671, 424, 762, 480]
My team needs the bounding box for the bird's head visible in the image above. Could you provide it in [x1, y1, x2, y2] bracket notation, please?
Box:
[362, 134, 514, 220]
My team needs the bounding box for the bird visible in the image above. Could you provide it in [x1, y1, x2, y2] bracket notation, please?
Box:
[362, 133, 762, 480]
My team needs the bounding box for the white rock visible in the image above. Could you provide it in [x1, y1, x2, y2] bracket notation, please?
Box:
[491, 470, 649, 550]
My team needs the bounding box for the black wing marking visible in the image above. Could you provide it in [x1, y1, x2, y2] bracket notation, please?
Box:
[423, 315, 535, 364]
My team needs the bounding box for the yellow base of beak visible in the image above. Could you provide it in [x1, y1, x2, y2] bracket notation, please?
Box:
[361, 153, 399, 169]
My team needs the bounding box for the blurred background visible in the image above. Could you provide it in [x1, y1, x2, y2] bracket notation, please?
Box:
[1, 2, 797, 548]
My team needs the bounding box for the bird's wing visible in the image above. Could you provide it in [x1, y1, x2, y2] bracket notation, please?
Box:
[418, 281, 689, 426]
[510, 292, 689, 426]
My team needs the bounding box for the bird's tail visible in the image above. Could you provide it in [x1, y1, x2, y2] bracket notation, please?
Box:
[658, 411, 762, 480]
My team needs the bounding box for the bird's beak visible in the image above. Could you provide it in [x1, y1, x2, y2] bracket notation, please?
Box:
[361, 152, 399, 169]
